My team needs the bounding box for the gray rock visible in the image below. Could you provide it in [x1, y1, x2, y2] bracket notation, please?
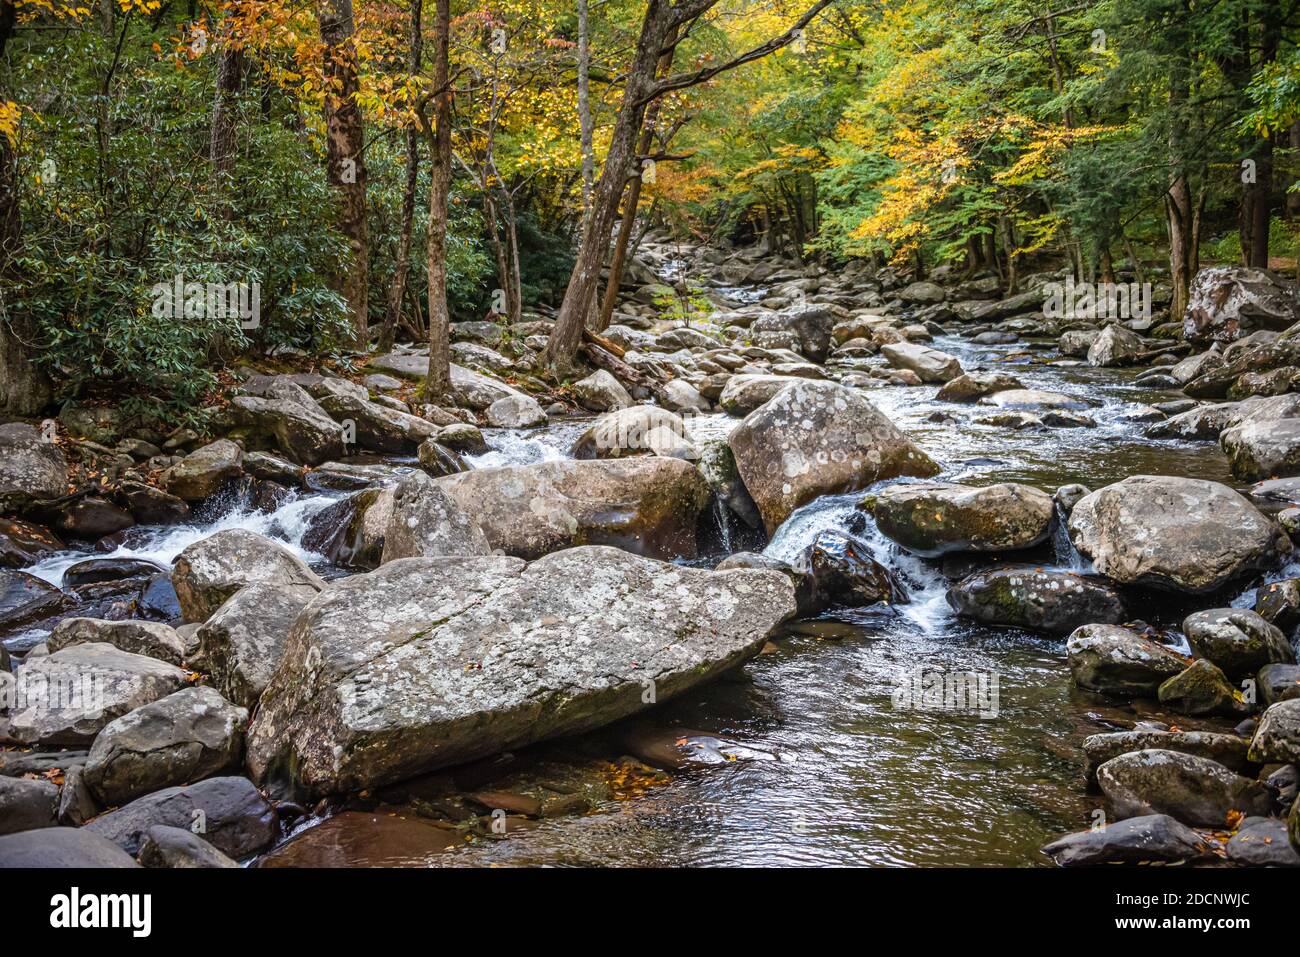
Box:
[164, 439, 243, 501]
[380, 472, 491, 563]
[0, 775, 58, 834]
[868, 481, 1053, 556]
[82, 686, 248, 806]
[1249, 699, 1300, 764]
[1067, 476, 1290, 593]
[1183, 608, 1294, 680]
[6, 644, 190, 747]
[880, 342, 963, 382]
[301, 488, 394, 569]
[171, 528, 324, 622]
[56, 765, 98, 825]
[0, 423, 69, 510]
[1224, 816, 1300, 866]
[1184, 266, 1300, 343]
[434, 458, 711, 560]
[1222, 418, 1300, 480]
[1097, 749, 1273, 827]
[1066, 624, 1189, 696]
[1083, 731, 1251, 784]
[0, 569, 70, 632]
[193, 582, 318, 709]
[86, 775, 277, 858]
[317, 392, 439, 452]
[570, 406, 695, 460]
[1258, 663, 1300, 705]
[572, 370, 632, 413]
[948, 568, 1125, 636]
[137, 824, 239, 868]
[1157, 659, 1244, 717]
[1042, 814, 1207, 866]
[226, 393, 345, 466]
[48, 618, 187, 666]
[246, 546, 795, 797]
[728, 380, 938, 535]
[934, 371, 1024, 403]
[486, 393, 546, 429]
[1087, 324, 1144, 366]
[717, 374, 794, 416]
[0, 827, 139, 867]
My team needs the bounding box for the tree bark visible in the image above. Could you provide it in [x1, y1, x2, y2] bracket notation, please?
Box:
[321, 0, 369, 349]
[421, 0, 452, 399]
[378, 0, 423, 354]
[576, 0, 595, 214]
[209, 45, 244, 197]
[1165, 14, 1193, 321]
[0, 0, 52, 414]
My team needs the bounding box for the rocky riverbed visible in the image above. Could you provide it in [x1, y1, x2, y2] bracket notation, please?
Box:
[2, 240, 1299, 867]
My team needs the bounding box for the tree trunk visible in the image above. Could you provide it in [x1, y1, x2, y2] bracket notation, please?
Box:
[1165, 17, 1193, 321]
[576, 0, 595, 215]
[209, 46, 243, 203]
[421, 0, 452, 399]
[378, 0, 423, 354]
[321, 0, 369, 349]
[541, 0, 676, 371]
[0, 0, 52, 414]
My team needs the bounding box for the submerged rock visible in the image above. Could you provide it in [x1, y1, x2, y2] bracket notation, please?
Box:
[728, 380, 938, 535]
[246, 546, 795, 797]
[867, 481, 1054, 556]
[1067, 475, 1290, 593]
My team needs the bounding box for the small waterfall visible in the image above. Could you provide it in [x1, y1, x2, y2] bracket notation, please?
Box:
[1050, 504, 1090, 571]
[763, 492, 955, 634]
[713, 498, 733, 554]
[25, 489, 337, 588]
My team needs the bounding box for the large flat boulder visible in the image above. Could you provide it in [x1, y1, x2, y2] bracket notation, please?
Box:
[867, 481, 1053, 556]
[227, 394, 345, 466]
[1067, 475, 1290, 593]
[246, 546, 795, 797]
[171, 529, 324, 622]
[6, 643, 190, 747]
[316, 392, 439, 453]
[433, 458, 711, 560]
[570, 406, 695, 460]
[727, 380, 938, 535]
